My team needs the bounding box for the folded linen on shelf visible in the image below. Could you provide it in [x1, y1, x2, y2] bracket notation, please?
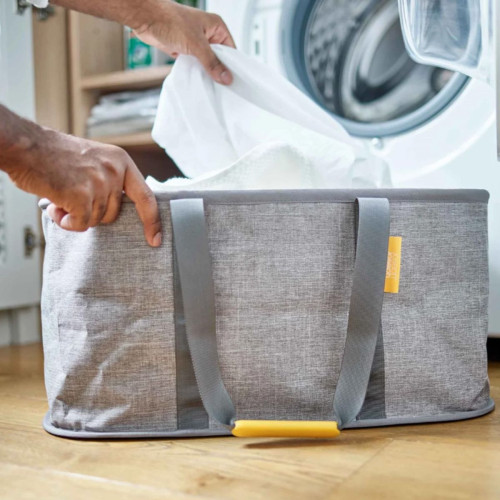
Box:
[87, 88, 161, 138]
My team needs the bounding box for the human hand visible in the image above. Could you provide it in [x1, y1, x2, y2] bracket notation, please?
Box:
[6, 129, 162, 247]
[134, 1, 236, 85]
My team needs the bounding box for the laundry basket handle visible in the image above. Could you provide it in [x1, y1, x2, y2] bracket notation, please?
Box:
[170, 196, 390, 438]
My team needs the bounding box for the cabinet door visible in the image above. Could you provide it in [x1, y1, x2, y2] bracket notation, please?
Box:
[0, 1, 42, 344]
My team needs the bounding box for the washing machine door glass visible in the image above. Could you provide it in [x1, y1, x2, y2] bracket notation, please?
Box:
[398, 0, 493, 83]
[281, 0, 469, 137]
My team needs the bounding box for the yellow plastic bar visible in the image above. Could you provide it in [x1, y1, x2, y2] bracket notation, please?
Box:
[231, 420, 340, 438]
[385, 236, 402, 294]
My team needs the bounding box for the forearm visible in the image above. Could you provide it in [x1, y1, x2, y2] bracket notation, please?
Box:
[49, 0, 235, 85]
[49, 0, 171, 31]
[0, 103, 161, 244]
[0, 104, 45, 176]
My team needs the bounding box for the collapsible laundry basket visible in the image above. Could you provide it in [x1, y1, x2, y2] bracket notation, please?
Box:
[40, 189, 494, 439]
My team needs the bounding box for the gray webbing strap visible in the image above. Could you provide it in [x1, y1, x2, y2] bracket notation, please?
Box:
[173, 250, 209, 429]
[170, 199, 236, 428]
[170, 197, 390, 430]
[333, 198, 390, 428]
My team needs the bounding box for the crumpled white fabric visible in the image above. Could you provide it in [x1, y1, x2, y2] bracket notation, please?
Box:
[151, 44, 391, 190]
[27, 0, 49, 7]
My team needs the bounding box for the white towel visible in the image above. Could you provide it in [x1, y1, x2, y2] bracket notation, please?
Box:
[27, 0, 49, 7]
[148, 141, 391, 192]
[151, 44, 391, 190]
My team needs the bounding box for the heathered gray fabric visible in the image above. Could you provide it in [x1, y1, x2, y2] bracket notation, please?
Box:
[41, 205, 177, 433]
[358, 326, 386, 420]
[42, 399, 495, 438]
[208, 203, 354, 427]
[382, 201, 490, 418]
[171, 198, 236, 429]
[40, 190, 491, 436]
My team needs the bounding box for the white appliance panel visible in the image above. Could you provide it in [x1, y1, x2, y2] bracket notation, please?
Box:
[206, 0, 500, 335]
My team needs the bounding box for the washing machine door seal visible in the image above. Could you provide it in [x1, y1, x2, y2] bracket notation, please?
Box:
[281, 0, 469, 138]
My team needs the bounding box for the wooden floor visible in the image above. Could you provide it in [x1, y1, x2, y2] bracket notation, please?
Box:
[1, 344, 500, 500]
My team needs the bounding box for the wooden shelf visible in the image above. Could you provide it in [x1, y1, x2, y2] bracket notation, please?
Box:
[68, 12, 170, 163]
[81, 65, 172, 92]
[93, 130, 160, 149]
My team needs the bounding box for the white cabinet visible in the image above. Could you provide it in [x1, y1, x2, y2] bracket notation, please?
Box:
[0, 0, 42, 345]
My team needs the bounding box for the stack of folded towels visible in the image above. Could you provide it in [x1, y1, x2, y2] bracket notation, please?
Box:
[87, 88, 161, 138]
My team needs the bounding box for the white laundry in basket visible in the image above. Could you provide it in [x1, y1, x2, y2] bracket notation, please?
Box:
[152, 44, 391, 189]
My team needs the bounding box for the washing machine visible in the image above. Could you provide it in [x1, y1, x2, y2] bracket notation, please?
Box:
[207, 0, 500, 336]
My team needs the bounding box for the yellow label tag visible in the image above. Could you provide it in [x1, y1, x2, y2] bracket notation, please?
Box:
[385, 236, 402, 294]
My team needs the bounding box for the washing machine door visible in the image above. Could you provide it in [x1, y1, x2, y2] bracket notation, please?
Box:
[281, 0, 470, 138]
[398, 0, 493, 82]
[398, 0, 500, 157]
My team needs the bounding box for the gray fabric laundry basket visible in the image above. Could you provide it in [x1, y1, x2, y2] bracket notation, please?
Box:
[40, 189, 494, 439]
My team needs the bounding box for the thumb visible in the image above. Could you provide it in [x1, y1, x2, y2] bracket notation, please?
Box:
[59, 213, 91, 232]
[194, 41, 233, 85]
[47, 202, 92, 232]
[46, 203, 67, 226]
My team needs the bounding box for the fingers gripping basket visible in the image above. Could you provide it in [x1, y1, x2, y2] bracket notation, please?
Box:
[40, 189, 493, 439]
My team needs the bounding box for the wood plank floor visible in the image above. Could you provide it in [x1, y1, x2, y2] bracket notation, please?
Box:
[1, 343, 499, 500]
